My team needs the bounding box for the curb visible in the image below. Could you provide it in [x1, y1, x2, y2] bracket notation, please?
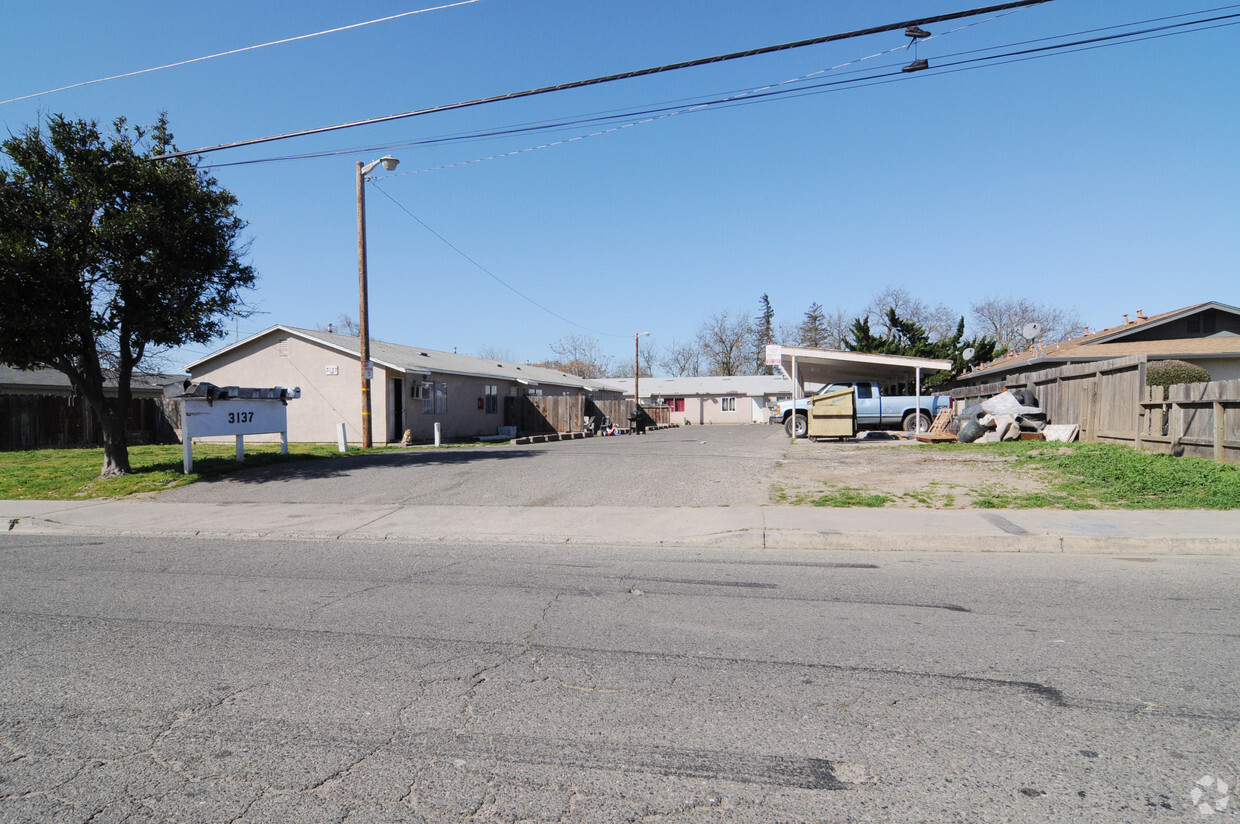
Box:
[5, 502, 1239, 555]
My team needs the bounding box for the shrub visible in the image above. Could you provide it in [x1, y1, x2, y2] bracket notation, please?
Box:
[1147, 359, 1210, 399]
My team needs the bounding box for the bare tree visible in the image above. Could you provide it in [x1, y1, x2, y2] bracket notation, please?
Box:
[612, 343, 658, 378]
[660, 340, 702, 377]
[864, 286, 924, 339]
[864, 285, 958, 342]
[823, 306, 852, 349]
[697, 310, 752, 376]
[318, 314, 360, 336]
[475, 344, 520, 362]
[546, 333, 613, 379]
[969, 297, 1085, 351]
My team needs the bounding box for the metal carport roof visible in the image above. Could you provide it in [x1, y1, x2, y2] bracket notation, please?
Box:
[772, 345, 953, 436]
[775, 346, 952, 391]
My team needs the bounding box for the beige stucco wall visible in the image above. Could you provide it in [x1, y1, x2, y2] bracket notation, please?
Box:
[190, 332, 593, 444]
[402, 373, 515, 442]
[1187, 357, 1240, 382]
[190, 333, 387, 444]
[673, 395, 770, 425]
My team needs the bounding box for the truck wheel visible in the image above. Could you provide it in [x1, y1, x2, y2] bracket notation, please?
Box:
[785, 413, 808, 438]
[902, 411, 931, 432]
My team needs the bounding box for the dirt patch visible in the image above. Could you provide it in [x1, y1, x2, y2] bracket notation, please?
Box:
[770, 436, 1052, 509]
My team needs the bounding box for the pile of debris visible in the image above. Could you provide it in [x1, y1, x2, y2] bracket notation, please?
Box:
[955, 389, 1078, 444]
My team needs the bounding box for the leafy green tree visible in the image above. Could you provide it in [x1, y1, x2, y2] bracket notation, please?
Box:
[0, 114, 255, 476]
[846, 310, 1002, 390]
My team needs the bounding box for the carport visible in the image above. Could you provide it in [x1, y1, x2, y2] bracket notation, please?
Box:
[772, 345, 952, 438]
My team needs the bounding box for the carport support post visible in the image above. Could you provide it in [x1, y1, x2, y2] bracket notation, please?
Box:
[915, 367, 923, 433]
[790, 355, 798, 441]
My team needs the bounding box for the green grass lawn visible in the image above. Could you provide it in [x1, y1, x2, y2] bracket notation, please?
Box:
[773, 441, 1240, 510]
[937, 440, 1240, 509]
[0, 443, 374, 500]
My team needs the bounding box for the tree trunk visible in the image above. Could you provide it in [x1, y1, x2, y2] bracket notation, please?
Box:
[98, 410, 132, 477]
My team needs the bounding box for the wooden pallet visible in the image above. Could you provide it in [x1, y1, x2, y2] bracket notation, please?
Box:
[914, 407, 958, 442]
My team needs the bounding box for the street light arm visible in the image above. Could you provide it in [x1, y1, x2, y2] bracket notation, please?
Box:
[360, 156, 400, 176]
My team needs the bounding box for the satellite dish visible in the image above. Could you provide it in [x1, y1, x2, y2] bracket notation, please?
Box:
[1021, 322, 1043, 341]
[961, 347, 976, 363]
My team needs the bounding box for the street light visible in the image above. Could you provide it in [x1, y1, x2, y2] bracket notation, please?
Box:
[634, 331, 650, 411]
[356, 155, 399, 449]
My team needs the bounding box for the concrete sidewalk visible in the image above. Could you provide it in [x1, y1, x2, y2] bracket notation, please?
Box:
[3, 499, 1238, 553]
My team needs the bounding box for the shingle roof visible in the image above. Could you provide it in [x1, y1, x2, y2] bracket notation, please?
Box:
[0, 365, 183, 394]
[600, 375, 792, 397]
[968, 301, 1240, 379]
[186, 326, 618, 392]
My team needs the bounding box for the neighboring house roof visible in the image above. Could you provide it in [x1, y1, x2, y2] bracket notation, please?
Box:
[0, 365, 183, 394]
[185, 325, 618, 392]
[601, 375, 792, 397]
[965, 301, 1240, 381]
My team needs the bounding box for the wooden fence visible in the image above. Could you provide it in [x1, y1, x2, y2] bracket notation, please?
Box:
[1, 393, 179, 451]
[948, 355, 1240, 464]
[504, 396, 671, 436]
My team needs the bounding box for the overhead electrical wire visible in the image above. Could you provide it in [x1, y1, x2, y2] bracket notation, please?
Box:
[367, 183, 626, 338]
[0, 0, 488, 107]
[199, 5, 1240, 174]
[156, 0, 1056, 160]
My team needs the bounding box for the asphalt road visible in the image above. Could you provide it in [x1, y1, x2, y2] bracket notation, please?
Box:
[2, 535, 1237, 822]
[159, 425, 788, 507]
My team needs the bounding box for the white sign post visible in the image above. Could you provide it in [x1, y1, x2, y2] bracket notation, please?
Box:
[181, 397, 292, 474]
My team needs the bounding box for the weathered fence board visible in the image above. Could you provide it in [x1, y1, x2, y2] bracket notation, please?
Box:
[950, 357, 1240, 464]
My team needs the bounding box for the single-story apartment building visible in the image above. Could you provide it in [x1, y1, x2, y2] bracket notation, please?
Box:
[956, 301, 1240, 386]
[185, 325, 624, 443]
[601, 375, 792, 425]
[1, 366, 182, 451]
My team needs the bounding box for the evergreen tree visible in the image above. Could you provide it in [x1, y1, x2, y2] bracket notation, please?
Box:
[753, 293, 775, 374]
[797, 302, 829, 348]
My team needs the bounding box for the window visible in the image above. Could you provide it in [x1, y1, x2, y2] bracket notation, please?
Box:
[485, 385, 498, 414]
[855, 383, 873, 399]
[668, 398, 685, 413]
[721, 397, 736, 412]
[422, 382, 447, 414]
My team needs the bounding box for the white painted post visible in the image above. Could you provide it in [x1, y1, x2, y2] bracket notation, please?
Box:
[183, 433, 193, 474]
[434, 421, 442, 447]
[337, 422, 348, 453]
[235, 434, 244, 463]
[790, 355, 798, 441]
[915, 366, 923, 433]
[280, 430, 289, 456]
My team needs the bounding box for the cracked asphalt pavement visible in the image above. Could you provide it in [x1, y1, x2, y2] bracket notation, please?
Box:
[2, 536, 1238, 822]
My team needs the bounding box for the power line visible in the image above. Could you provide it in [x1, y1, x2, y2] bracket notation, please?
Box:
[156, 0, 1055, 161]
[200, 6, 1240, 174]
[367, 183, 626, 338]
[0, 0, 487, 107]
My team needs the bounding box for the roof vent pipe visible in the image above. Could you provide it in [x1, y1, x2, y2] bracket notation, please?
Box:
[1123, 314, 1130, 324]
[1137, 309, 1146, 320]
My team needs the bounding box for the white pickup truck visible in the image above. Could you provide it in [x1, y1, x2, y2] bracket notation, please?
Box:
[772, 380, 952, 438]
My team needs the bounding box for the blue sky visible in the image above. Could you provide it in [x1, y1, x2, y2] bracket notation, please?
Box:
[3, 1, 1237, 373]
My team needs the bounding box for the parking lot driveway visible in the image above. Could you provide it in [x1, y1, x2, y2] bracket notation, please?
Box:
[159, 424, 789, 507]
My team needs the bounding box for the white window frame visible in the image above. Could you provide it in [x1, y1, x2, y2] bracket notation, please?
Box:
[421, 381, 447, 415]
[721, 397, 736, 412]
